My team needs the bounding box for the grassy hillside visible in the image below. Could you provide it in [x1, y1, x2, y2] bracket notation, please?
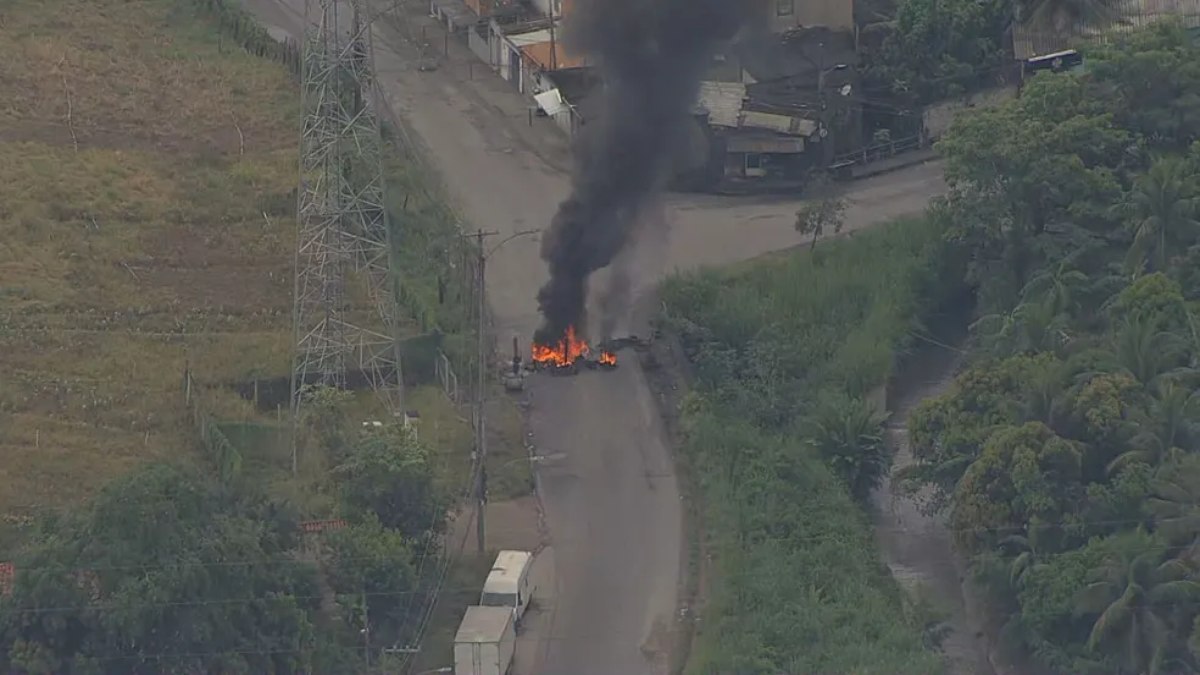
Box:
[0, 0, 301, 515]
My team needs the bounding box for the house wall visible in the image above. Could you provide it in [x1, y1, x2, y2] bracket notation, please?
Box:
[770, 0, 854, 32]
[469, 23, 494, 65]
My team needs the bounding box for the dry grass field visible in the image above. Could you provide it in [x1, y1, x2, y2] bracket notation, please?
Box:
[0, 0, 531, 526]
[0, 0, 300, 516]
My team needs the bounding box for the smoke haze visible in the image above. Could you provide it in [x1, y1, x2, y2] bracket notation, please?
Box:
[534, 0, 757, 343]
[596, 199, 669, 340]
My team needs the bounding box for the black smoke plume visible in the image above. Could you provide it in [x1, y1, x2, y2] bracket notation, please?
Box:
[534, 0, 757, 344]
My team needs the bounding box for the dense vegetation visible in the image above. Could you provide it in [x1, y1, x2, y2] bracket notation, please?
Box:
[664, 217, 963, 673]
[861, 0, 1141, 104]
[864, 0, 1012, 103]
[899, 23, 1200, 674]
[0, 408, 443, 673]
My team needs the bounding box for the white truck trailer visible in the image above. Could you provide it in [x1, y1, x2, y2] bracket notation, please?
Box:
[454, 605, 516, 675]
[479, 550, 535, 623]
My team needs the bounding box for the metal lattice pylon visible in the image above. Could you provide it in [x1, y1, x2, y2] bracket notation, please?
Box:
[290, 0, 403, 472]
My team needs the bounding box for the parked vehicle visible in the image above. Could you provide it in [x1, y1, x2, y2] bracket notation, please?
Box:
[480, 550, 535, 623]
[454, 605, 516, 675]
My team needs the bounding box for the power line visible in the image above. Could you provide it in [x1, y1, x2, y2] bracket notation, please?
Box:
[2, 512, 1193, 580]
[5, 536, 1200, 619]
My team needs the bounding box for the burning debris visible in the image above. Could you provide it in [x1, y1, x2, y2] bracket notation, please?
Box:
[526, 328, 654, 376]
[529, 325, 620, 375]
[530, 326, 619, 373]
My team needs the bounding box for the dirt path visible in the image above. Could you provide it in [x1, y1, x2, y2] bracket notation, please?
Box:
[873, 334, 995, 675]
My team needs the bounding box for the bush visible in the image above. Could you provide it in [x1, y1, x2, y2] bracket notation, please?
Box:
[664, 217, 957, 673]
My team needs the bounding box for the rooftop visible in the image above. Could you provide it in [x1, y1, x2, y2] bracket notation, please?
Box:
[695, 81, 748, 128]
[0, 562, 12, 596]
[455, 605, 514, 643]
[484, 550, 532, 595]
[520, 39, 587, 71]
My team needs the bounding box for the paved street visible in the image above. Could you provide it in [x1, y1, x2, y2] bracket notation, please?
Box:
[239, 1, 946, 672]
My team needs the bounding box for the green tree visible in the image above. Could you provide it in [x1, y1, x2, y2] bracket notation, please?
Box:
[938, 73, 1129, 307]
[865, 0, 1011, 103]
[1087, 22, 1200, 150]
[1108, 273, 1191, 334]
[804, 394, 891, 502]
[795, 195, 847, 251]
[1076, 540, 1200, 674]
[1111, 314, 1189, 387]
[1149, 455, 1200, 548]
[951, 422, 1083, 553]
[972, 298, 1070, 357]
[301, 384, 355, 465]
[322, 516, 417, 654]
[1021, 259, 1090, 316]
[334, 425, 446, 540]
[1123, 156, 1200, 275]
[0, 464, 322, 674]
[903, 354, 1054, 511]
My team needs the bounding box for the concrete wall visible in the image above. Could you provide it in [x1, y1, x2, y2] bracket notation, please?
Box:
[771, 0, 854, 32]
[469, 24, 494, 65]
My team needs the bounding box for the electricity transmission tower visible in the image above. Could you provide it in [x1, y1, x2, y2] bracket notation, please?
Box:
[290, 0, 403, 472]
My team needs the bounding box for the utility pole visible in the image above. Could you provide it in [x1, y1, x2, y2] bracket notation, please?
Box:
[462, 228, 540, 555]
[474, 229, 489, 556]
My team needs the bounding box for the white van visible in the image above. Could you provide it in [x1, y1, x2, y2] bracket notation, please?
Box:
[479, 550, 535, 623]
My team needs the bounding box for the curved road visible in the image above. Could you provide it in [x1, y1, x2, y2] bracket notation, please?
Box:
[239, 1, 945, 672]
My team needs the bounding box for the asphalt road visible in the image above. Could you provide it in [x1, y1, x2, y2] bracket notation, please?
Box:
[237, 2, 946, 672]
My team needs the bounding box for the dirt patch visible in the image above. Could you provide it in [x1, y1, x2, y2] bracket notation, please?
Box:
[873, 322, 997, 675]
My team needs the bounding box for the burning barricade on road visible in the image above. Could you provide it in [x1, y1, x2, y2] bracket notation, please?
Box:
[529, 325, 619, 375]
[527, 326, 654, 376]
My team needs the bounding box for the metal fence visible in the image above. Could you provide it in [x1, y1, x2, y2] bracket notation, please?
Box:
[434, 350, 461, 404]
[182, 367, 243, 484]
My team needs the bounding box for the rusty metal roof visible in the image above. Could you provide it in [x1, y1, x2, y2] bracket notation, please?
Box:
[695, 81, 747, 128]
[1013, 0, 1200, 59]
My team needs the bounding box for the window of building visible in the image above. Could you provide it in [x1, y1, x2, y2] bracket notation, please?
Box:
[776, 0, 793, 16]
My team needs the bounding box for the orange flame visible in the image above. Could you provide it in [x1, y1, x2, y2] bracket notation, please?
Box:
[598, 351, 617, 366]
[532, 325, 590, 367]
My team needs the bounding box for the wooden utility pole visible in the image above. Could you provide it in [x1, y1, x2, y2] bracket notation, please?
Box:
[461, 228, 540, 555]
[474, 229, 489, 556]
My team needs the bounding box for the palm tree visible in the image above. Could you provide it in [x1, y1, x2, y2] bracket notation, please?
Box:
[1125, 156, 1200, 276]
[1023, 358, 1066, 427]
[1107, 380, 1198, 474]
[1021, 260, 1089, 316]
[971, 299, 1070, 357]
[1077, 547, 1200, 674]
[1113, 314, 1189, 387]
[1148, 456, 1200, 548]
[805, 396, 890, 502]
[999, 520, 1058, 589]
